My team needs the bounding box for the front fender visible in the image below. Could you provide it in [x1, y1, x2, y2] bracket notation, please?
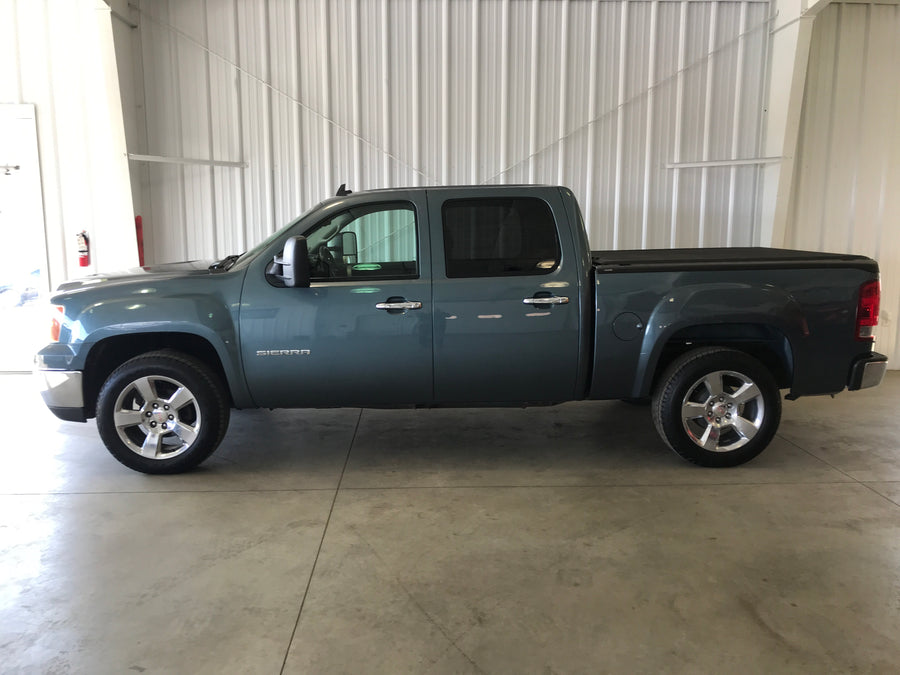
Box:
[46, 292, 250, 409]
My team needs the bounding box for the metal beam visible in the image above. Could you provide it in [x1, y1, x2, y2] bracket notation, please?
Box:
[128, 153, 248, 169]
[667, 157, 783, 169]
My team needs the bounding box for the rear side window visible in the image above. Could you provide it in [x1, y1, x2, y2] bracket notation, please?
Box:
[441, 197, 561, 278]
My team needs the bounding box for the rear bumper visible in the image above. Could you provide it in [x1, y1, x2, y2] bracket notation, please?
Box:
[848, 352, 888, 391]
[35, 369, 87, 422]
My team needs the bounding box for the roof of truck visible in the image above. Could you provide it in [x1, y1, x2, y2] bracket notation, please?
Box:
[331, 183, 559, 195]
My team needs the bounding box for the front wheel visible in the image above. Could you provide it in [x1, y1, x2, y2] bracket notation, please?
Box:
[96, 350, 230, 474]
[652, 347, 782, 467]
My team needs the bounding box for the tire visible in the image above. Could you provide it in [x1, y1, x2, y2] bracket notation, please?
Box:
[96, 350, 230, 474]
[651, 347, 781, 467]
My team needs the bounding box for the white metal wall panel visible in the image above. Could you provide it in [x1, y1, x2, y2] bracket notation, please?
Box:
[127, 0, 771, 266]
[0, 0, 138, 288]
[788, 2, 900, 365]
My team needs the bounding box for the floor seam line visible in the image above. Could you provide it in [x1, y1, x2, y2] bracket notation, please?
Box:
[0, 488, 338, 497]
[870, 490, 900, 509]
[278, 408, 362, 675]
[777, 433, 857, 481]
[349, 527, 488, 675]
[777, 433, 900, 508]
[3, 480, 888, 498]
[333, 480, 860, 491]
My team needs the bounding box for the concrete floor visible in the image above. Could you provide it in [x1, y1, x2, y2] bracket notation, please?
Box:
[1, 373, 900, 674]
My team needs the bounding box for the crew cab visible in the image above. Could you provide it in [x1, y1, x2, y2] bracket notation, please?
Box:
[36, 185, 887, 473]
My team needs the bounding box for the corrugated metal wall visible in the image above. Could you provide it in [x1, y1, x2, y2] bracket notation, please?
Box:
[787, 2, 900, 364]
[126, 0, 772, 265]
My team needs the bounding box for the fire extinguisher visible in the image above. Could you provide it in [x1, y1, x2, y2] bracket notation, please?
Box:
[76, 230, 90, 267]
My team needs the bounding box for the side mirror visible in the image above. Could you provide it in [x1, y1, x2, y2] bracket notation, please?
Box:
[340, 231, 358, 264]
[273, 236, 310, 288]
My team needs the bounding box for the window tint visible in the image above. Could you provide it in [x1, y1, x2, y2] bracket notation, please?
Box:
[305, 202, 418, 281]
[441, 198, 560, 278]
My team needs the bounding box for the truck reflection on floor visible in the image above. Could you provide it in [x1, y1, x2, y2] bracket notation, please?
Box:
[0, 268, 40, 308]
[0, 269, 45, 371]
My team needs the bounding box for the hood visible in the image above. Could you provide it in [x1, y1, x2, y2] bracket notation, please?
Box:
[54, 260, 216, 294]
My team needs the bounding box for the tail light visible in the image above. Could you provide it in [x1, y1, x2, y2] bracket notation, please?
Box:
[855, 279, 880, 341]
[50, 305, 65, 342]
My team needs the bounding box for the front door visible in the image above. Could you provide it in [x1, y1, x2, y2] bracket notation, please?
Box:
[429, 188, 582, 403]
[240, 194, 432, 408]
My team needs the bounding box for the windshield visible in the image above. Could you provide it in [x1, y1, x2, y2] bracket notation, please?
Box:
[234, 199, 331, 265]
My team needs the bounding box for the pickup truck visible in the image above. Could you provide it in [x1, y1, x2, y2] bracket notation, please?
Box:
[36, 185, 887, 474]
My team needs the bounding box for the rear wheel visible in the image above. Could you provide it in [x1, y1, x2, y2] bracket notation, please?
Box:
[652, 347, 781, 467]
[96, 350, 230, 474]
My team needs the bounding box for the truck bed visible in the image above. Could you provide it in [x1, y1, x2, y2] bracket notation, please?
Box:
[592, 247, 878, 274]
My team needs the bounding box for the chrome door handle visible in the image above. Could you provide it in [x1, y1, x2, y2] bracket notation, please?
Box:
[375, 301, 423, 310]
[523, 296, 569, 305]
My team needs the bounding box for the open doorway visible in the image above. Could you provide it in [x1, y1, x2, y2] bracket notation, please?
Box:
[0, 104, 49, 372]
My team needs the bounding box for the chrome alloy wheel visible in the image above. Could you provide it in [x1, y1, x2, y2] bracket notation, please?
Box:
[679, 370, 765, 453]
[112, 375, 202, 460]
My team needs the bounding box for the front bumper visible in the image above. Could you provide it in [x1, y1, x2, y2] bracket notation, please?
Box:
[848, 352, 888, 391]
[35, 368, 87, 422]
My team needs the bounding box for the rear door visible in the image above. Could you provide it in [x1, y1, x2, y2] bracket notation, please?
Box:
[429, 187, 582, 403]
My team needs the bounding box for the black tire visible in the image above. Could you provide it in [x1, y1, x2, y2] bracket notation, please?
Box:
[651, 347, 781, 467]
[96, 350, 230, 474]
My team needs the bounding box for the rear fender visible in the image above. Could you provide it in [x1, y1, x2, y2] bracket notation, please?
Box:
[635, 283, 805, 398]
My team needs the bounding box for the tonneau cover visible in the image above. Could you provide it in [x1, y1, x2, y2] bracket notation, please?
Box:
[592, 247, 878, 273]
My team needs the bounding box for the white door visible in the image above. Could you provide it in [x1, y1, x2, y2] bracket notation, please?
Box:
[0, 104, 49, 371]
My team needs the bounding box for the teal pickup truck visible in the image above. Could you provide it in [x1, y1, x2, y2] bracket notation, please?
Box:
[36, 185, 887, 474]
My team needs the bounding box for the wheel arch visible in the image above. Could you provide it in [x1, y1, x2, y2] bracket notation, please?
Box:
[81, 332, 240, 418]
[638, 322, 795, 399]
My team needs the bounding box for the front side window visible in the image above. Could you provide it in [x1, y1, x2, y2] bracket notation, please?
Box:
[441, 197, 561, 278]
[304, 202, 418, 281]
